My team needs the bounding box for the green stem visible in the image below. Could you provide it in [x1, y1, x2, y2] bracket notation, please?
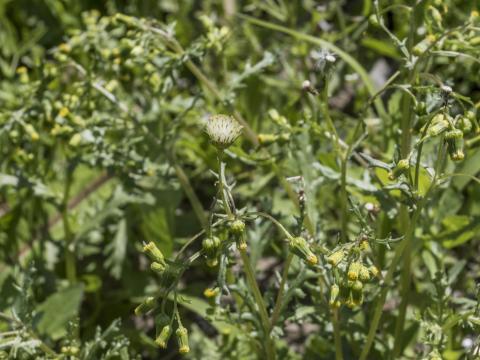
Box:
[173, 163, 208, 229]
[332, 308, 343, 360]
[218, 151, 234, 219]
[270, 252, 293, 330]
[320, 80, 347, 241]
[392, 4, 420, 352]
[339, 155, 348, 242]
[360, 141, 446, 360]
[239, 248, 275, 360]
[63, 166, 76, 284]
[359, 210, 417, 360]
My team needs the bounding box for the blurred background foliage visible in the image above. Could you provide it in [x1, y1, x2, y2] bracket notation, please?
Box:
[1, 0, 480, 359]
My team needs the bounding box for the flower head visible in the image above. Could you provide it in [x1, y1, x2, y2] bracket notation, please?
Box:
[205, 114, 243, 149]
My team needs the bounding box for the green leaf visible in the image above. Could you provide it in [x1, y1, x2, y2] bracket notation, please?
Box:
[36, 284, 84, 340]
[138, 188, 182, 257]
[361, 37, 401, 59]
[105, 218, 127, 279]
[172, 293, 240, 335]
[433, 215, 480, 248]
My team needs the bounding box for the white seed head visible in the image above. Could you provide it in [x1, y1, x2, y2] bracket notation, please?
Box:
[441, 85, 452, 93]
[205, 114, 243, 149]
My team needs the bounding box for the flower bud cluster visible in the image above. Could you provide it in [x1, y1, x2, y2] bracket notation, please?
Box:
[420, 109, 475, 162]
[326, 241, 380, 309]
[202, 236, 221, 267]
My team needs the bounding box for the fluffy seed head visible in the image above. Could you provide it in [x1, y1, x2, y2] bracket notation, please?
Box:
[204, 114, 243, 149]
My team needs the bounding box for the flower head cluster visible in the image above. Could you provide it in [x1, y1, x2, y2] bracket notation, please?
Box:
[204, 114, 243, 149]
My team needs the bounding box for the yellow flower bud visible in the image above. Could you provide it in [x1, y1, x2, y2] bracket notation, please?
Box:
[289, 237, 317, 266]
[143, 242, 165, 264]
[327, 250, 344, 267]
[445, 128, 464, 161]
[369, 265, 380, 277]
[59, 107, 70, 118]
[155, 325, 172, 349]
[203, 287, 220, 298]
[359, 265, 371, 282]
[176, 326, 190, 354]
[329, 284, 340, 308]
[347, 262, 362, 281]
[134, 296, 156, 316]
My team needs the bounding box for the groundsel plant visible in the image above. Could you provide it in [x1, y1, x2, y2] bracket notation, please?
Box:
[132, 3, 480, 360]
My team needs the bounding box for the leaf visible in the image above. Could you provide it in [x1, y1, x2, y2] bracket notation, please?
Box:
[358, 153, 391, 171]
[431, 215, 480, 248]
[228, 51, 275, 92]
[171, 293, 240, 335]
[361, 37, 401, 59]
[138, 188, 182, 257]
[105, 218, 127, 279]
[74, 185, 154, 242]
[36, 284, 84, 340]
[452, 148, 480, 190]
[447, 260, 466, 285]
[0, 173, 18, 187]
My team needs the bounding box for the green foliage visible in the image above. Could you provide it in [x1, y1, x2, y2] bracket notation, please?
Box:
[1, 0, 480, 359]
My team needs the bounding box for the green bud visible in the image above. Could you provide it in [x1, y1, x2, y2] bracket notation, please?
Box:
[155, 325, 172, 349]
[351, 288, 364, 306]
[352, 280, 363, 292]
[202, 236, 220, 256]
[206, 258, 218, 267]
[151, 261, 167, 275]
[368, 14, 379, 27]
[134, 296, 156, 316]
[176, 326, 190, 354]
[327, 250, 345, 267]
[427, 113, 450, 137]
[359, 265, 371, 282]
[427, 6, 443, 29]
[457, 116, 472, 134]
[258, 133, 279, 146]
[230, 220, 247, 249]
[230, 219, 245, 235]
[289, 237, 317, 266]
[415, 101, 427, 116]
[445, 129, 464, 161]
[329, 284, 340, 308]
[258, 133, 291, 146]
[412, 35, 436, 56]
[388, 159, 410, 180]
[202, 236, 220, 266]
[236, 235, 247, 250]
[143, 242, 165, 264]
[465, 111, 479, 132]
[369, 265, 380, 277]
